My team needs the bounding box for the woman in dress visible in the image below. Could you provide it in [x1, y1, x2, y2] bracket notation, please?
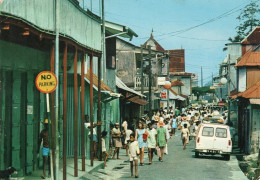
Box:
[112, 123, 122, 159]
[135, 122, 148, 166]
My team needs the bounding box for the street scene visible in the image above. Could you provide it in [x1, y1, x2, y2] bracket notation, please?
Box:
[0, 0, 260, 179]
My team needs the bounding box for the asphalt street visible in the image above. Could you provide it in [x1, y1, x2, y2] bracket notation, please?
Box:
[115, 131, 247, 180]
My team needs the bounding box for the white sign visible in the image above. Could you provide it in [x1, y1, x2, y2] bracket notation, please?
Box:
[158, 77, 166, 85]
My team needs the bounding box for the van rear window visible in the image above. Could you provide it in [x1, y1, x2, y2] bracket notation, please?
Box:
[216, 128, 227, 138]
[202, 127, 214, 137]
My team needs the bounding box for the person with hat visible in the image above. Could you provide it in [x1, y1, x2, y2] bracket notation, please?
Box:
[112, 122, 122, 159]
[156, 120, 167, 162]
[38, 119, 50, 179]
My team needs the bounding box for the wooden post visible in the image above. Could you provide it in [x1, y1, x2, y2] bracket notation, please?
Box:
[90, 53, 94, 166]
[81, 54, 85, 171]
[50, 44, 56, 178]
[97, 56, 102, 161]
[73, 48, 78, 177]
[62, 43, 68, 180]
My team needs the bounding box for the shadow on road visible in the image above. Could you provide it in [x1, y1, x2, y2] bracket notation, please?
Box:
[191, 154, 227, 161]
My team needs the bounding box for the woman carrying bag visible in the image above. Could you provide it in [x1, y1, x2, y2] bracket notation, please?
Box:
[135, 122, 149, 166]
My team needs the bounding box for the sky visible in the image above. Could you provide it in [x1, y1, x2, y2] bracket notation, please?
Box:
[80, 0, 253, 86]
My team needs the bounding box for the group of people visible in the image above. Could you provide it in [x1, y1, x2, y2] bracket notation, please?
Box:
[38, 106, 230, 179]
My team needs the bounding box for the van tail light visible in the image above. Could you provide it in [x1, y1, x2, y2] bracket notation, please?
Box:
[197, 137, 200, 143]
[228, 140, 231, 146]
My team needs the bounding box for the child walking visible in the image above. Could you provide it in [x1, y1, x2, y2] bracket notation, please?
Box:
[181, 124, 189, 150]
[128, 134, 140, 178]
[101, 131, 109, 167]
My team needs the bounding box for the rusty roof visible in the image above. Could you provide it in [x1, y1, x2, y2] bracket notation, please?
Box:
[169, 72, 193, 76]
[232, 81, 260, 99]
[180, 94, 188, 98]
[85, 69, 113, 92]
[171, 80, 184, 86]
[235, 52, 260, 67]
[169, 88, 178, 96]
[241, 27, 260, 45]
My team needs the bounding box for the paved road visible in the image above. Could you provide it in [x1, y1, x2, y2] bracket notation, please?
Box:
[89, 131, 247, 180]
[119, 132, 246, 180]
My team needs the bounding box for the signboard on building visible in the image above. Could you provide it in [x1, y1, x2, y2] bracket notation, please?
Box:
[158, 77, 166, 85]
[218, 101, 225, 107]
[161, 91, 167, 100]
[35, 71, 57, 93]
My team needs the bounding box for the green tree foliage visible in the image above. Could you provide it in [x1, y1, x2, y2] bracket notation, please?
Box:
[224, 1, 260, 50]
[192, 86, 215, 100]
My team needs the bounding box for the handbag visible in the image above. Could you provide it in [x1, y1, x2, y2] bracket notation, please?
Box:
[143, 133, 148, 141]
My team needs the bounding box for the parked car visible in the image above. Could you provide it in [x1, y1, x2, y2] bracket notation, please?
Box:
[195, 123, 232, 160]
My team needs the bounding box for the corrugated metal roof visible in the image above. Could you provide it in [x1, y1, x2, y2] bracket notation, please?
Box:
[241, 27, 260, 45]
[85, 69, 113, 92]
[169, 49, 185, 72]
[171, 80, 184, 86]
[128, 96, 148, 105]
[169, 72, 193, 76]
[235, 52, 260, 67]
[232, 81, 260, 99]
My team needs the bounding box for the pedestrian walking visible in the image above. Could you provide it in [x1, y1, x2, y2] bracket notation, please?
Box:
[101, 131, 109, 167]
[181, 124, 189, 150]
[112, 123, 122, 159]
[38, 119, 50, 179]
[147, 123, 157, 164]
[128, 134, 140, 178]
[171, 115, 177, 136]
[109, 123, 114, 156]
[157, 120, 167, 162]
[124, 127, 133, 156]
[135, 122, 148, 166]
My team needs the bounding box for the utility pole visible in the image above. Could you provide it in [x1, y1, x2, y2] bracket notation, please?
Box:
[167, 52, 170, 114]
[140, 45, 144, 116]
[101, 0, 106, 81]
[227, 54, 231, 124]
[201, 66, 203, 87]
[148, 46, 152, 121]
[54, 0, 60, 179]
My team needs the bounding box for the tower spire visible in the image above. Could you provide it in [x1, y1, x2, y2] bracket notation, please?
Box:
[150, 29, 154, 39]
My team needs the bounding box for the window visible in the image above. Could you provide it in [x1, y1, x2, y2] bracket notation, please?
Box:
[215, 128, 227, 138]
[202, 127, 214, 137]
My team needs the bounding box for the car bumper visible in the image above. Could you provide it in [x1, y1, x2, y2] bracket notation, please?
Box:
[195, 149, 231, 155]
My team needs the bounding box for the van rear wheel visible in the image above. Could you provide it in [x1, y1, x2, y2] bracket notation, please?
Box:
[223, 154, 230, 161]
[195, 152, 199, 158]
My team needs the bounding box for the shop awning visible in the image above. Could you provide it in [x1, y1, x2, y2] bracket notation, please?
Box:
[83, 70, 121, 102]
[169, 89, 186, 101]
[231, 81, 260, 99]
[116, 77, 145, 98]
[105, 21, 138, 40]
[116, 76, 148, 105]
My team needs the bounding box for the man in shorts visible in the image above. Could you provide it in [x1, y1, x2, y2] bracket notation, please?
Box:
[38, 119, 50, 179]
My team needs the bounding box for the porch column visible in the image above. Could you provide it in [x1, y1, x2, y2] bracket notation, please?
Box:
[89, 53, 94, 166]
[97, 56, 102, 161]
[63, 43, 68, 180]
[73, 48, 78, 177]
[81, 54, 86, 171]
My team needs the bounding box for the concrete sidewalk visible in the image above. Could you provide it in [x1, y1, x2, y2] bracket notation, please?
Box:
[25, 158, 104, 180]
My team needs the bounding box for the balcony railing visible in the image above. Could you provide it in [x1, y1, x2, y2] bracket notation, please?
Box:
[134, 75, 157, 90]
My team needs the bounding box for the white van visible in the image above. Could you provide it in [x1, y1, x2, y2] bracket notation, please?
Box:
[195, 123, 232, 160]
